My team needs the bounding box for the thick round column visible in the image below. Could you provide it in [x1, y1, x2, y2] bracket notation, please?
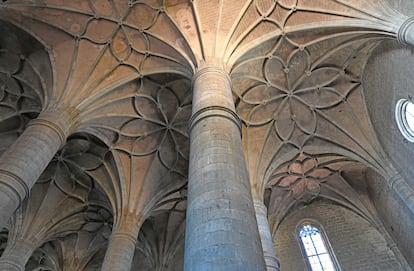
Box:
[184, 65, 266, 271]
[398, 17, 414, 46]
[0, 239, 36, 271]
[0, 109, 72, 228]
[101, 217, 141, 271]
[254, 200, 280, 271]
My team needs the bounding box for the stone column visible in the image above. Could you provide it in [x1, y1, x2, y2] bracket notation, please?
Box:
[101, 216, 141, 271]
[254, 199, 280, 271]
[389, 174, 414, 215]
[0, 239, 36, 271]
[0, 109, 73, 228]
[184, 64, 266, 271]
[398, 17, 414, 46]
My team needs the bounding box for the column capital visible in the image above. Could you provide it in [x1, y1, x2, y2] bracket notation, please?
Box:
[388, 173, 402, 188]
[190, 64, 241, 134]
[189, 106, 242, 134]
[101, 214, 142, 271]
[111, 212, 143, 243]
[27, 107, 79, 148]
[253, 198, 267, 214]
[193, 64, 231, 85]
[0, 170, 29, 205]
[110, 231, 137, 245]
[0, 106, 77, 229]
[196, 58, 228, 72]
[397, 16, 414, 46]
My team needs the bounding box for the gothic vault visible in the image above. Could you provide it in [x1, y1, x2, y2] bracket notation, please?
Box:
[0, 0, 414, 270]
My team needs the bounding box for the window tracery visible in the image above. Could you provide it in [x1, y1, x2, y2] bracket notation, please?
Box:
[298, 221, 340, 271]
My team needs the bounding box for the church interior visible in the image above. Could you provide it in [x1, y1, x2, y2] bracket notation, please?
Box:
[0, 0, 414, 270]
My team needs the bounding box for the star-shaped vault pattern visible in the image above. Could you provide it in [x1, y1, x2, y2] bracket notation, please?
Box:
[0, 0, 412, 269]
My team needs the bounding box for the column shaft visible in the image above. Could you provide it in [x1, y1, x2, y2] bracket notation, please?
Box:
[390, 174, 414, 215]
[101, 217, 141, 271]
[184, 65, 266, 271]
[0, 110, 71, 228]
[0, 239, 35, 271]
[254, 200, 280, 271]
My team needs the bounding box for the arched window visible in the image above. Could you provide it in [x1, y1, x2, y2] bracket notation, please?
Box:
[297, 221, 340, 271]
[395, 98, 414, 142]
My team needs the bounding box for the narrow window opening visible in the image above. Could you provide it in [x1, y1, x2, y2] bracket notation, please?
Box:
[298, 222, 340, 271]
[395, 98, 414, 142]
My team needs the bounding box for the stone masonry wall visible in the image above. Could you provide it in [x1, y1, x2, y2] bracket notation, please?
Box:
[274, 200, 405, 271]
[365, 169, 414, 267]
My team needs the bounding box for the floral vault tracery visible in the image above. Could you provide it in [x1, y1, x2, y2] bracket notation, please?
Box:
[0, 0, 413, 270]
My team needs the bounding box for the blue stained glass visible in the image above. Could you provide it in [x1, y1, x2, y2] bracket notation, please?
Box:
[299, 223, 337, 271]
[300, 224, 321, 238]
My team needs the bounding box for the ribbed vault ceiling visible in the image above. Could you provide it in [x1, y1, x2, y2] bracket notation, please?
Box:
[0, 0, 409, 269]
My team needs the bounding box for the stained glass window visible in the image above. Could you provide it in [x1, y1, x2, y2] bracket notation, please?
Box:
[299, 223, 338, 271]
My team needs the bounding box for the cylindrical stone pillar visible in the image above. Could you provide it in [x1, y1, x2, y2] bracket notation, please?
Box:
[101, 217, 141, 271]
[390, 174, 414, 215]
[184, 64, 266, 271]
[398, 17, 414, 46]
[254, 200, 280, 271]
[0, 109, 73, 228]
[0, 239, 36, 271]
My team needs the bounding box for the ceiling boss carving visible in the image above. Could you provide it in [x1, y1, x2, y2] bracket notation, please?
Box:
[233, 30, 393, 201]
[266, 152, 381, 234]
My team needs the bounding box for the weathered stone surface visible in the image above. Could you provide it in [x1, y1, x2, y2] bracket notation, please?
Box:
[185, 65, 265, 271]
[0, 0, 412, 270]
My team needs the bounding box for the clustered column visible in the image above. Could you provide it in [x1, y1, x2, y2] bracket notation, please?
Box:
[184, 63, 266, 271]
[0, 109, 74, 229]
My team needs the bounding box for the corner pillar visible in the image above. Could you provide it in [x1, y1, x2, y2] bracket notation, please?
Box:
[184, 64, 266, 271]
[0, 108, 74, 228]
[254, 199, 280, 271]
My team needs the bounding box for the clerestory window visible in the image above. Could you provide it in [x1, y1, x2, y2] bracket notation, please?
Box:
[298, 221, 341, 271]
